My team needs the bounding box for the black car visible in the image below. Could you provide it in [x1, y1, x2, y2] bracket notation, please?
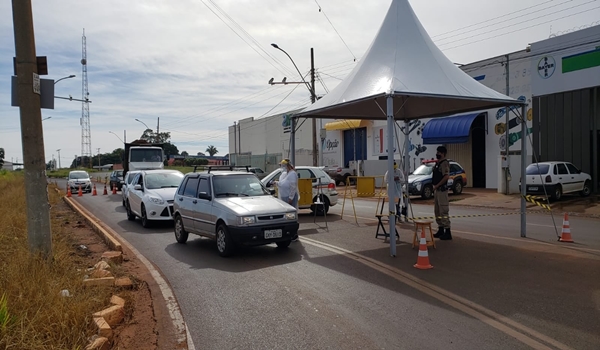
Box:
[109, 170, 124, 190]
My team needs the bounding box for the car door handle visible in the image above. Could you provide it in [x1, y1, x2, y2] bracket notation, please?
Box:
[192, 200, 197, 204]
[558, 177, 562, 179]
[178, 197, 183, 201]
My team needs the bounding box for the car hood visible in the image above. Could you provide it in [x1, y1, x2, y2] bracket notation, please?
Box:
[408, 174, 431, 184]
[145, 188, 178, 201]
[215, 196, 294, 215]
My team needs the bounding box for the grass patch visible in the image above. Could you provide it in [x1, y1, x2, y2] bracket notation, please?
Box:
[0, 173, 114, 350]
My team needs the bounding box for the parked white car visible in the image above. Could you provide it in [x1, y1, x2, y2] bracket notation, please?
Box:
[67, 170, 92, 193]
[261, 166, 338, 215]
[121, 170, 140, 207]
[126, 169, 184, 227]
[523, 161, 592, 200]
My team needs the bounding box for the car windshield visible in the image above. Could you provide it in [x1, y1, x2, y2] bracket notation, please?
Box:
[145, 172, 184, 189]
[526, 164, 550, 175]
[412, 164, 433, 175]
[130, 149, 163, 162]
[69, 172, 89, 180]
[213, 174, 269, 197]
[115, 171, 123, 177]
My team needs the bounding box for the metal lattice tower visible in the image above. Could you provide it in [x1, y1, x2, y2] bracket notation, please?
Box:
[81, 29, 92, 166]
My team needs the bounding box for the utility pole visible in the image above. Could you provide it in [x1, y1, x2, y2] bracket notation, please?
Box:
[12, 0, 52, 258]
[156, 117, 160, 136]
[97, 147, 101, 167]
[504, 54, 510, 195]
[310, 48, 318, 166]
[56, 149, 61, 169]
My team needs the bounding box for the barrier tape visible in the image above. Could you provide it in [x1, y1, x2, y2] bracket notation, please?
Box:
[378, 210, 548, 221]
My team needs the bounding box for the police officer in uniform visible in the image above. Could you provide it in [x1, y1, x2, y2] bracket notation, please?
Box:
[432, 146, 452, 240]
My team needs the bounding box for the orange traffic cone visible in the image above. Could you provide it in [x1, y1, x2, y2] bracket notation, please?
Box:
[103, 184, 108, 195]
[559, 212, 574, 243]
[112, 184, 117, 195]
[78, 185, 83, 197]
[92, 184, 97, 196]
[414, 228, 433, 270]
[67, 186, 72, 198]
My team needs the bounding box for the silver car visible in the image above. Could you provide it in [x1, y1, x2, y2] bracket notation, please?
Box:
[121, 170, 141, 206]
[172, 170, 299, 257]
[261, 166, 338, 215]
[67, 170, 92, 193]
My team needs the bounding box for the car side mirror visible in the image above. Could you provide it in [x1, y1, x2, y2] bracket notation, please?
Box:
[134, 184, 142, 190]
[198, 192, 211, 200]
[269, 189, 276, 195]
[266, 180, 273, 187]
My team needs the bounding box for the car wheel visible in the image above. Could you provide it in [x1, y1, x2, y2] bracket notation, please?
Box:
[452, 180, 463, 195]
[581, 180, 592, 197]
[216, 224, 234, 257]
[311, 195, 330, 216]
[126, 201, 136, 221]
[552, 185, 562, 201]
[276, 240, 292, 248]
[141, 205, 151, 228]
[122, 198, 125, 207]
[174, 215, 189, 244]
[422, 184, 433, 199]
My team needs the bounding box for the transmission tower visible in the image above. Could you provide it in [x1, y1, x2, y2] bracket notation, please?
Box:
[81, 29, 92, 167]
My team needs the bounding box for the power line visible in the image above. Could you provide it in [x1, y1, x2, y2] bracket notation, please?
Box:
[437, 0, 598, 47]
[313, 0, 356, 61]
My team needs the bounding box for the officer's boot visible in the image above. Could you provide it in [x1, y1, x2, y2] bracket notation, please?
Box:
[433, 227, 444, 238]
[439, 227, 453, 240]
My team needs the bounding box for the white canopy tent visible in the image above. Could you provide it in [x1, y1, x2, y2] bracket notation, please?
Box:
[294, 0, 527, 256]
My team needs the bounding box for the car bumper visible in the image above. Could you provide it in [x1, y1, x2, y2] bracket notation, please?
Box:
[69, 183, 92, 191]
[144, 201, 175, 220]
[523, 184, 556, 195]
[228, 222, 299, 246]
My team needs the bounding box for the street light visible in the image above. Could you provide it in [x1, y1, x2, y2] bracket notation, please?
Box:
[271, 43, 318, 166]
[109, 131, 124, 144]
[42, 116, 52, 121]
[135, 118, 150, 131]
[54, 75, 76, 85]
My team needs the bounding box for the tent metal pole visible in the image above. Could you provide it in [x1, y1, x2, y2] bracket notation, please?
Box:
[386, 95, 397, 257]
[520, 104, 527, 237]
[291, 117, 296, 166]
[404, 120, 410, 211]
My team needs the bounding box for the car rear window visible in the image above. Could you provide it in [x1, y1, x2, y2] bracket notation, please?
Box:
[526, 164, 549, 175]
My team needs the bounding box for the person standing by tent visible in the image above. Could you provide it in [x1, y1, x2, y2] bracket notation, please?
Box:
[277, 158, 299, 241]
[384, 161, 406, 222]
[432, 146, 452, 240]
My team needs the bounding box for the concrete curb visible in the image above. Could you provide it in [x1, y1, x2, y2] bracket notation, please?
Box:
[57, 190, 194, 350]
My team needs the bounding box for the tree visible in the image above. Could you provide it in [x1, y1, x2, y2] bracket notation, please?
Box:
[181, 151, 189, 157]
[206, 145, 218, 157]
[140, 129, 171, 144]
[0, 147, 4, 168]
[163, 142, 179, 157]
[197, 152, 205, 156]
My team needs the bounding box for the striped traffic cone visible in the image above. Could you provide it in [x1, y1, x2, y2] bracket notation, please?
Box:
[112, 184, 117, 195]
[103, 184, 108, 195]
[559, 212, 574, 243]
[414, 227, 433, 270]
[67, 186, 72, 198]
[78, 185, 83, 197]
[92, 184, 97, 196]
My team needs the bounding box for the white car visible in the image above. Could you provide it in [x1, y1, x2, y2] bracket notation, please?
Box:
[67, 170, 92, 193]
[126, 169, 184, 227]
[261, 166, 338, 215]
[121, 170, 140, 207]
[523, 161, 592, 200]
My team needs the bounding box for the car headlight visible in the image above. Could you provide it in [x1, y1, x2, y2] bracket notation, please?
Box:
[414, 182, 422, 191]
[285, 212, 297, 220]
[239, 216, 255, 225]
[149, 197, 164, 205]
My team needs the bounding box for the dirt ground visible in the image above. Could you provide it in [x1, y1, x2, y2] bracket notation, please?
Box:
[55, 199, 158, 349]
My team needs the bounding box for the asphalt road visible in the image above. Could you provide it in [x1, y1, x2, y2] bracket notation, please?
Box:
[55, 179, 600, 350]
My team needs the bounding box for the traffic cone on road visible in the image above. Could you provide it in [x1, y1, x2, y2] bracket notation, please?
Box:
[78, 185, 83, 197]
[92, 184, 97, 196]
[67, 186, 72, 198]
[103, 184, 108, 195]
[414, 228, 433, 270]
[112, 184, 117, 195]
[559, 212, 574, 243]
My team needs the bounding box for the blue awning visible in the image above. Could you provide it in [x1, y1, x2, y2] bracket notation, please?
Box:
[421, 112, 485, 144]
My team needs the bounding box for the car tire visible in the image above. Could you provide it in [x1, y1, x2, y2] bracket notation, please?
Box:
[422, 184, 433, 199]
[581, 180, 592, 197]
[311, 195, 330, 216]
[276, 240, 292, 248]
[141, 205, 152, 228]
[552, 185, 562, 201]
[174, 215, 189, 244]
[452, 180, 463, 195]
[126, 201, 136, 221]
[216, 224, 234, 257]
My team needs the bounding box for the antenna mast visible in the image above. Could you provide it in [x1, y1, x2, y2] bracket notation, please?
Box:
[81, 29, 92, 167]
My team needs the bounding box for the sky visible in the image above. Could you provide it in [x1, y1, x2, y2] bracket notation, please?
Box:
[1, 0, 600, 167]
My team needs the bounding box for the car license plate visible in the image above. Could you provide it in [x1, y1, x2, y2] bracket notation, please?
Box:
[264, 229, 282, 239]
[529, 186, 538, 191]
